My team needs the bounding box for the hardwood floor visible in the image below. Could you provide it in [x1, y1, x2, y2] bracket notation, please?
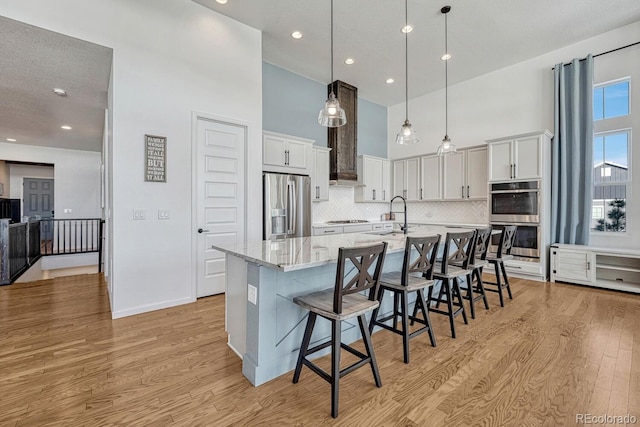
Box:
[1, 273, 639, 426]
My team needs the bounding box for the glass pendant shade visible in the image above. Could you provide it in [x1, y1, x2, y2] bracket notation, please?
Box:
[318, 92, 347, 127]
[436, 134, 457, 155]
[395, 119, 419, 145]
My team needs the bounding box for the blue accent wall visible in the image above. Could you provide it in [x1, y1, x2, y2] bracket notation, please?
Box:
[262, 62, 387, 158]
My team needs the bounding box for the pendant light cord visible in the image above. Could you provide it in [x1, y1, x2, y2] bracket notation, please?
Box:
[444, 9, 448, 135]
[330, 0, 334, 89]
[404, 0, 409, 121]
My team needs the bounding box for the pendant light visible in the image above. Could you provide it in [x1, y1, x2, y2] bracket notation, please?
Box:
[437, 5, 457, 156]
[318, 0, 347, 127]
[395, 0, 418, 144]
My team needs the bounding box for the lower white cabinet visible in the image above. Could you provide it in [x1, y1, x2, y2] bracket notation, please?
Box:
[312, 222, 393, 236]
[551, 244, 640, 293]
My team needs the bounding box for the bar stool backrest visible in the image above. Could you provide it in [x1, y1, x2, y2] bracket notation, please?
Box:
[401, 235, 441, 283]
[497, 225, 517, 258]
[333, 242, 388, 315]
[440, 230, 476, 275]
[473, 226, 493, 261]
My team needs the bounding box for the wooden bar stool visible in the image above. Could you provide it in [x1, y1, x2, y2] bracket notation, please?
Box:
[484, 225, 517, 307]
[459, 226, 492, 319]
[428, 230, 476, 338]
[369, 235, 440, 364]
[292, 242, 388, 419]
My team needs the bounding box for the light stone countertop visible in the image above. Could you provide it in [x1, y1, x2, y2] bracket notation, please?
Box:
[211, 224, 483, 272]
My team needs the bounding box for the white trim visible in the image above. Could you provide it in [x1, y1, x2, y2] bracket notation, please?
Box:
[112, 297, 194, 319]
[190, 111, 250, 302]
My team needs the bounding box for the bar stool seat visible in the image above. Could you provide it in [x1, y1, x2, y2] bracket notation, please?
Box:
[378, 271, 434, 291]
[433, 263, 472, 279]
[294, 290, 378, 321]
[292, 242, 388, 419]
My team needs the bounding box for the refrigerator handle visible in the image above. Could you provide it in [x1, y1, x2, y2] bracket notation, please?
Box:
[288, 181, 296, 235]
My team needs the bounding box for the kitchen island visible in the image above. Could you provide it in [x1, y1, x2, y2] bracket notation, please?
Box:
[212, 224, 479, 386]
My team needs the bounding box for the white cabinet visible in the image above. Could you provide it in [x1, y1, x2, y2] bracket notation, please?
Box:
[313, 225, 343, 236]
[487, 131, 552, 182]
[442, 146, 487, 200]
[312, 147, 330, 202]
[420, 154, 442, 201]
[393, 158, 420, 201]
[550, 246, 594, 284]
[263, 131, 313, 174]
[355, 155, 390, 202]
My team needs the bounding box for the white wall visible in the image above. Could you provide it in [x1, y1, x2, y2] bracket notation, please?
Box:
[0, 0, 263, 317]
[0, 161, 9, 196]
[1, 144, 101, 219]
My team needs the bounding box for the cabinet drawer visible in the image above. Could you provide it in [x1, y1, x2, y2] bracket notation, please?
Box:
[372, 224, 385, 231]
[343, 224, 373, 234]
[313, 226, 343, 236]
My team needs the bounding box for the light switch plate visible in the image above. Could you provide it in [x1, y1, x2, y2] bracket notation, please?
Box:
[158, 209, 170, 219]
[133, 209, 146, 220]
[248, 284, 258, 305]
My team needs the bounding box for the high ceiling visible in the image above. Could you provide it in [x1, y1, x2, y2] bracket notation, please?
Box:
[194, 0, 640, 106]
[0, 16, 112, 152]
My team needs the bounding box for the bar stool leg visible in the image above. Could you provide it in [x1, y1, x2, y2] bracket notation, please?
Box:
[476, 267, 490, 310]
[358, 314, 382, 387]
[453, 278, 468, 324]
[494, 262, 505, 307]
[393, 293, 400, 328]
[331, 319, 342, 418]
[293, 312, 316, 384]
[466, 273, 476, 319]
[443, 279, 456, 338]
[501, 262, 513, 300]
[417, 288, 436, 347]
[369, 288, 385, 334]
[400, 292, 410, 364]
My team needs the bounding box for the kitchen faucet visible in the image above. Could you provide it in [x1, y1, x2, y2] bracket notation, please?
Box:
[389, 195, 409, 234]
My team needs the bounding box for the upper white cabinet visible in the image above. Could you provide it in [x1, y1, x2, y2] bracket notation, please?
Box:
[443, 146, 488, 200]
[355, 155, 390, 202]
[420, 154, 442, 201]
[263, 131, 313, 174]
[312, 147, 330, 202]
[393, 158, 420, 201]
[487, 131, 552, 182]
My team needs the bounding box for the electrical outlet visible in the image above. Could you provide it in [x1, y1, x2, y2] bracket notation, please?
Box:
[247, 284, 258, 305]
[63, 208, 72, 214]
[133, 209, 146, 220]
[158, 209, 170, 219]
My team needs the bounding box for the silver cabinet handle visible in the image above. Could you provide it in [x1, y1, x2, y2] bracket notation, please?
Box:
[514, 163, 516, 178]
[587, 261, 591, 270]
[324, 230, 336, 233]
[420, 188, 423, 200]
[315, 186, 319, 199]
[467, 185, 470, 199]
[462, 186, 464, 198]
[383, 190, 386, 200]
[372, 189, 376, 200]
[403, 189, 407, 198]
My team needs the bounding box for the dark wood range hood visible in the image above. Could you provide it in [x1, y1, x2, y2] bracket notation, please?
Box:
[328, 80, 358, 184]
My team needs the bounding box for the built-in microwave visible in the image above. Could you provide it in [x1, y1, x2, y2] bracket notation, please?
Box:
[490, 223, 541, 259]
[489, 181, 540, 223]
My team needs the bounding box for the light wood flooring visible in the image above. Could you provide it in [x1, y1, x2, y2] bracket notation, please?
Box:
[1, 273, 639, 426]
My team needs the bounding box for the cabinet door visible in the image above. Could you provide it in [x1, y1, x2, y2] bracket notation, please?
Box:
[381, 160, 390, 202]
[488, 140, 513, 181]
[406, 158, 421, 201]
[313, 149, 330, 201]
[466, 147, 488, 199]
[393, 160, 406, 198]
[363, 157, 383, 201]
[285, 139, 308, 169]
[420, 155, 441, 200]
[443, 151, 465, 200]
[514, 136, 541, 179]
[263, 135, 286, 166]
[552, 248, 593, 282]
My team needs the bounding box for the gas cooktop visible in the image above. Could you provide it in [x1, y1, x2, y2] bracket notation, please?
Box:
[325, 220, 369, 224]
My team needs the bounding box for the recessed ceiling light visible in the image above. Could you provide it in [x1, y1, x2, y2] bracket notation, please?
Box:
[53, 88, 67, 96]
[216, 0, 227, 4]
[61, 125, 72, 130]
[291, 31, 303, 39]
[441, 54, 451, 61]
[7, 138, 16, 142]
[386, 78, 395, 84]
[344, 58, 354, 65]
[401, 25, 413, 34]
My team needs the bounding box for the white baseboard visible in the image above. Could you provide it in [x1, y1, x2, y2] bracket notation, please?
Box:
[42, 253, 98, 270]
[111, 296, 195, 319]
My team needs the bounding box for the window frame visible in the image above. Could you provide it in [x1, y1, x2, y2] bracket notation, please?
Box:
[593, 77, 631, 121]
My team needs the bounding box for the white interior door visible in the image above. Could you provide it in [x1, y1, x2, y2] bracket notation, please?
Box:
[196, 118, 246, 298]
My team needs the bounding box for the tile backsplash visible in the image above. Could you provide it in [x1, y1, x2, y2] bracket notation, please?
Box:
[313, 186, 488, 225]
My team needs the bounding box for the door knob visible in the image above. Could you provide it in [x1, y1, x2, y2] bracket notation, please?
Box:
[198, 228, 210, 233]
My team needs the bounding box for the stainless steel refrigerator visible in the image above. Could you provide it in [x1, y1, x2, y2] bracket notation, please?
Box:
[263, 172, 311, 240]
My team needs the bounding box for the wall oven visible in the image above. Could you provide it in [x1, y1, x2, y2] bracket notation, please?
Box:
[490, 223, 541, 259]
[490, 181, 540, 223]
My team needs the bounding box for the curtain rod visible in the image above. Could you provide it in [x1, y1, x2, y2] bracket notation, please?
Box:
[552, 41, 640, 70]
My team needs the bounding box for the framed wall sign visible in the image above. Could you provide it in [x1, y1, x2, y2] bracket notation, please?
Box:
[145, 134, 166, 182]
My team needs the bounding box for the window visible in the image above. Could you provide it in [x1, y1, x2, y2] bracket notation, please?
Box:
[592, 131, 630, 232]
[593, 80, 630, 120]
